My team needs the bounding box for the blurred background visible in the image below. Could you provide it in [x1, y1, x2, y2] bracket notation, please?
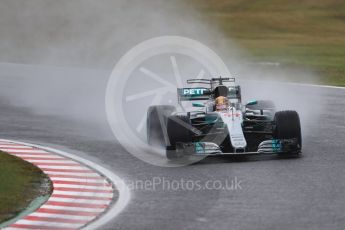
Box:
[1, 0, 344, 85]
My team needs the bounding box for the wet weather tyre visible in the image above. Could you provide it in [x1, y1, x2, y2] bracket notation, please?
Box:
[166, 115, 192, 159]
[147, 105, 176, 146]
[166, 146, 178, 160]
[274, 110, 302, 152]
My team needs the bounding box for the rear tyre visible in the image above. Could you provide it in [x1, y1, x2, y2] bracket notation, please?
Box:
[147, 105, 176, 147]
[274, 110, 302, 154]
[166, 115, 192, 159]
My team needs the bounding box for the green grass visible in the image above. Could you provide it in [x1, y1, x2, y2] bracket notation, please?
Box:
[0, 151, 51, 223]
[189, 0, 345, 86]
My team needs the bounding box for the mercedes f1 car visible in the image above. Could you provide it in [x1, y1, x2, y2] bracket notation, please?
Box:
[147, 77, 302, 159]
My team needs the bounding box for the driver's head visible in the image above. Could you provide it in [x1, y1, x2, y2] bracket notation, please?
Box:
[215, 96, 229, 111]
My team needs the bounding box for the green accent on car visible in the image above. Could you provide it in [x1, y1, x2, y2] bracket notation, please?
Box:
[192, 102, 205, 107]
[194, 142, 205, 154]
[246, 100, 258, 106]
[271, 139, 282, 152]
[205, 114, 219, 124]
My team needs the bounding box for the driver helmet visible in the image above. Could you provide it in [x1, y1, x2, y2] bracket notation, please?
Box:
[215, 96, 229, 111]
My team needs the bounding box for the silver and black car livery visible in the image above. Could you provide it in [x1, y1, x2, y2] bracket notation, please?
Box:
[147, 77, 302, 159]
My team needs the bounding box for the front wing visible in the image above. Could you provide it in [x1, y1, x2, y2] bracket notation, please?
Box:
[175, 138, 301, 155]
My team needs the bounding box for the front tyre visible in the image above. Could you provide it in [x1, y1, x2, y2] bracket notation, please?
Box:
[274, 110, 302, 154]
[147, 105, 176, 147]
[166, 115, 192, 159]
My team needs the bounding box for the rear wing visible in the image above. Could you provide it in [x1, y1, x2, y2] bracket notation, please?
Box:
[177, 77, 241, 103]
[177, 85, 242, 102]
[177, 88, 211, 102]
[187, 77, 235, 84]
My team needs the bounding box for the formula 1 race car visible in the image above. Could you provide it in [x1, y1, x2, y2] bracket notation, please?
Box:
[147, 77, 302, 159]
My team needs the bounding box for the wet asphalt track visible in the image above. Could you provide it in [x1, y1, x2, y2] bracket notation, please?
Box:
[0, 64, 345, 230]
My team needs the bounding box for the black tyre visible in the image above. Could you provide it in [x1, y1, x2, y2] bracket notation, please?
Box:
[274, 110, 302, 151]
[147, 105, 176, 146]
[166, 115, 192, 159]
[246, 100, 276, 111]
[166, 146, 179, 160]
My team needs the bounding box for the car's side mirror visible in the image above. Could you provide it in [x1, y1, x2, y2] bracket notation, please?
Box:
[192, 102, 205, 107]
[246, 100, 258, 106]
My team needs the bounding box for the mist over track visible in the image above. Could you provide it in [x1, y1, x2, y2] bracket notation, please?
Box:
[0, 64, 344, 230]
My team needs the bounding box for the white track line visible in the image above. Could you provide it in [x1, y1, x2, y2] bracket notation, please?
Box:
[53, 184, 112, 190]
[45, 171, 101, 176]
[2, 149, 48, 153]
[28, 159, 77, 163]
[52, 190, 113, 197]
[40, 205, 105, 212]
[0, 139, 131, 230]
[240, 79, 345, 90]
[50, 177, 107, 183]
[49, 198, 111, 204]
[12, 154, 64, 158]
[0, 145, 33, 148]
[287, 82, 345, 90]
[13, 220, 82, 228]
[36, 165, 90, 169]
[28, 212, 94, 220]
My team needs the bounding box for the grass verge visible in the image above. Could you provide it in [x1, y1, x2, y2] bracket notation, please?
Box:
[189, 0, 345, 86]
[0, 151, 51, 224]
